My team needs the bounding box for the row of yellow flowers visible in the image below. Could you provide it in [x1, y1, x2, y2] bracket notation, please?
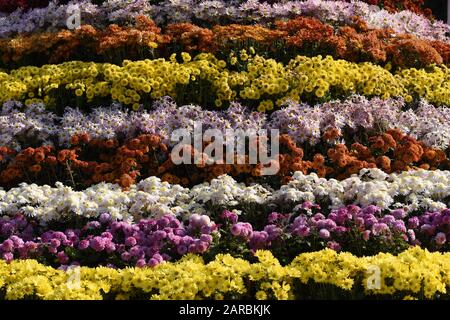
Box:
[1, 247, 449, 300]
[0, 52, 449, 112]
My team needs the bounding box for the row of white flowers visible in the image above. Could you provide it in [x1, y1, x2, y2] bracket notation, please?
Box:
[0, 0, 448, 41]
[1, 168, 449, 222]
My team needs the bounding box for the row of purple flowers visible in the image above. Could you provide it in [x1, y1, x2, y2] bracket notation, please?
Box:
[1, 202, 449, 268]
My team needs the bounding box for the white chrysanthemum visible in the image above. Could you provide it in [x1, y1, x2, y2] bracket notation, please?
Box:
[3, 169, 450, 222]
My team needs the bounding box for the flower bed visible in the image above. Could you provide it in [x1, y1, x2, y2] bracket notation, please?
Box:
[1, 0, 448, 41]
[0, 0, 437, 18]
[0, 127, 448, 189]
[3, 96, 450, 149]
[3, 169, 450, 222]
[1, 0, 450, 301]
[1, 247, 450, 299]
[343, 0, 435, 18]
[1, 203, 450, 268]
[1, 53, 450, 109]
[1, 16, 449, 69]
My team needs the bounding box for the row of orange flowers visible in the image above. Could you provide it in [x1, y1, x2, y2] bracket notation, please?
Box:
[0, 128, 447, 190]
[1, 15, 448, 69]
